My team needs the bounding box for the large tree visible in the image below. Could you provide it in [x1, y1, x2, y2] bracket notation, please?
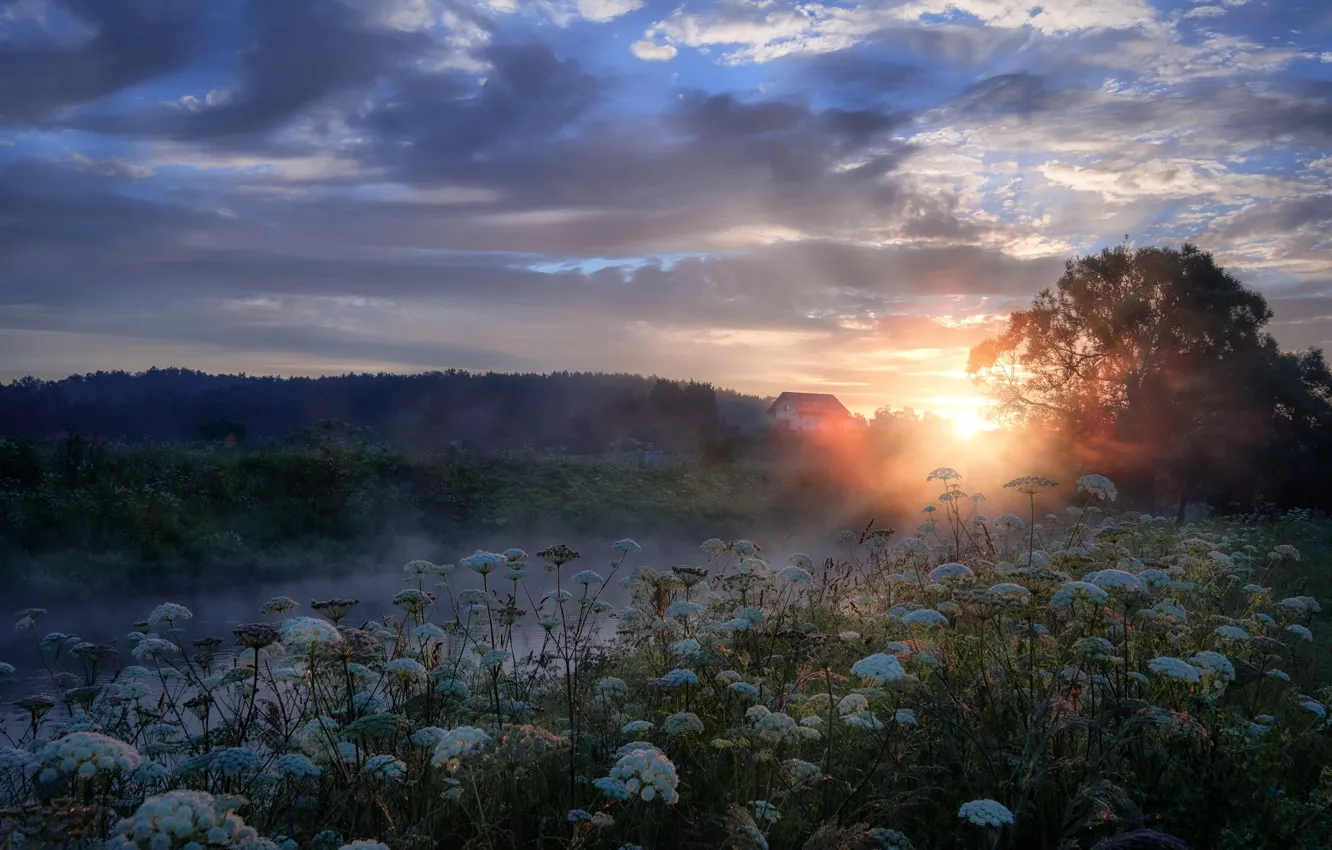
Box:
[968, 243, 1332, 515]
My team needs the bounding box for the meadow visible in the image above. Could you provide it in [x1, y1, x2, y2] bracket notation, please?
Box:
[2, 468, 1330, 849]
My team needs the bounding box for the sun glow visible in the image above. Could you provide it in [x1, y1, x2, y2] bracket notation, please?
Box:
[950, 409, 997, 439]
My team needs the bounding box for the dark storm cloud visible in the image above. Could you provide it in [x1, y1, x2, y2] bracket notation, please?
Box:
[0, 153, 1060, 329]
[1220, 80, 1332, 144]
[73, 0, 433, 146]
[0, 0, 199, 124]
[795, 52, 922, 100]
[953, 73, 1060, 119]
[355, 42, 605, 179]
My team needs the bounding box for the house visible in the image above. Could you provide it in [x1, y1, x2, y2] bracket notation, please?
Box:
[766, 392, 857, 432]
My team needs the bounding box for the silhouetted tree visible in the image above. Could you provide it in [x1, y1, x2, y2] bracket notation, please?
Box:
[969, 243, 1332, 514]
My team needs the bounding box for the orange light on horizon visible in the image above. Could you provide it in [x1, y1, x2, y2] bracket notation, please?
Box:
[949, 408, 999, 439]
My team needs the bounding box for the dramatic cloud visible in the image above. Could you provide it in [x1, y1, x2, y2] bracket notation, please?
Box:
[1, 0, 1329, 417]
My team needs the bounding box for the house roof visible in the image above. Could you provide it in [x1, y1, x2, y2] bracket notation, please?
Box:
[765, 392, 852, 416]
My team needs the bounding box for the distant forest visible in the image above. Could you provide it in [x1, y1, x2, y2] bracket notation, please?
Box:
[0, 369, 772, 453]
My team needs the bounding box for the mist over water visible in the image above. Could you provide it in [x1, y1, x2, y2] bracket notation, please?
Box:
[0, 529, 858, 708]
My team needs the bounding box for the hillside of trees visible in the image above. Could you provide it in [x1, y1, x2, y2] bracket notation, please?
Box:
[0, 370, 771, 453]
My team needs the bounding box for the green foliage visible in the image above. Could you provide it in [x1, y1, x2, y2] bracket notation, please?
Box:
[0, 443, 770, 592]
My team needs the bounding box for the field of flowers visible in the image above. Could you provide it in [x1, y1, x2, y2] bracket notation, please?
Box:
[1, 468, 1330, 850]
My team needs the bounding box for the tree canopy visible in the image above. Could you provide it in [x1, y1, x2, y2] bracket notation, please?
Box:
[969, 243, 1332, 514]
[0, 369, 768, 454]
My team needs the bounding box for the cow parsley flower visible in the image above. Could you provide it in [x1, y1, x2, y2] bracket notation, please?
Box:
[891, 538, 927, 557]
[958, 799, 1015, 827]
[1286, 624, 1313, 641]
[728, 682, 760, 700]
[130, 638, 178, 662]
[754, 712, 803, 745]
[461, 550, 507, 575]
[572, 570, 603, 585]
[363, 754, 407, 782]
[1214, 626, 1250, 641]
[661, 668, 699, 687]
[1149, 656, 1201, 683]
[776, 566, 814, 584]
[261, 596, 300, 616]
[929, 563, 974, 583]
[339, 843, 388, 850]
[1003, 476, 1059, 495]
[730, 540, 760, 557]
[595, 677, 629, 706]
[107, 790, 262, 850]
[274, 753, 321, 778]
[701, 538, 728, 556]
[209, 746, 262, 778]
[621, 720, 654, 735]
[784, 759, 821, 784]
[1300, 699, 1327, 720]
[750, 800, 780, 823]
[851, 653, 906, 685]
[606, 745, 680, 803]
[282, 617, 341, 653]
[1050, 581, 1109, 610]
[927, 467, 961, 482]
[147, 603, 193, 624]
[0, 747, 34, 772]
[901, 609, 948, 629]
[662, 712, 704, 736]
[670, 638, 702, 659]
[838, 693, 869, 715]
[614, 539, 643, 554]
[841, 711, 884, 731]
[1281, 596, 1321, 616]
[895, 708, 918, 726]
[1191, 651, 1235, 688]
[33, 731, 142, 784]
[386, 658, 428, 680]
[1077, 474, 1117, 501]
[993, 514, 1025, 533]
[1084, 570, 1146, 594]
[990, 583, 1032, 603]
[431, 727, 493, 770]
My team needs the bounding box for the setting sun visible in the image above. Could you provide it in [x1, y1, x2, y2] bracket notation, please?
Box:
[950, 409, 997, 439]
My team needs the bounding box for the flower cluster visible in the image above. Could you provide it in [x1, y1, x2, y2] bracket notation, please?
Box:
[598, 744, 680, 804]
[107, 790, 264, 850]
[33, 732, 142, 783]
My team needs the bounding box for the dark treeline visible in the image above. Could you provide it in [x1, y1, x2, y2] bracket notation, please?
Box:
[0, 369, 770, 453]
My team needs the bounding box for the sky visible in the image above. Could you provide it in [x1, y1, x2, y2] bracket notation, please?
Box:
[1, 0, 1330, 421]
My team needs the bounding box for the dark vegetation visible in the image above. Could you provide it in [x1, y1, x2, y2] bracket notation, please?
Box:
[0, 370, 767, 452]
[0, 439, 787, 593]
[970, 243, 1332, 517]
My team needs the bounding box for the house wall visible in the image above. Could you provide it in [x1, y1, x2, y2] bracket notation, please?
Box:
[768, 409, 842, 431]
